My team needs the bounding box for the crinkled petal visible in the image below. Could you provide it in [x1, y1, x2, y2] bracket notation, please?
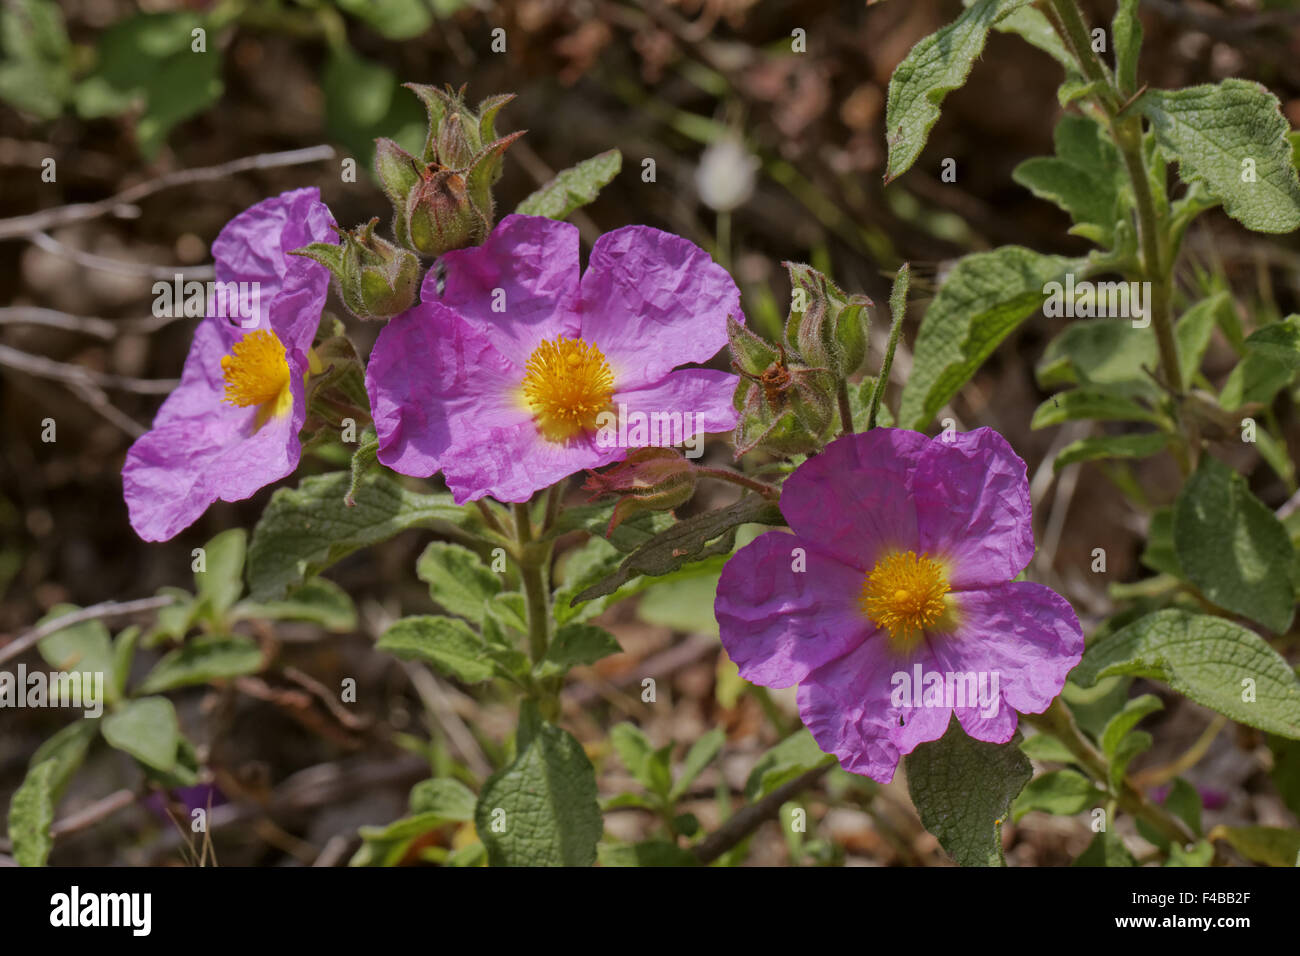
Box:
[211, 187, 335, 355]
[796, 635, 951, 783]
[779, 429, 929, 571]
[935, 581, 1083, 741]
[441, 421, 622, 504]
[603, 368, 739, 453]
[124, 325, 305, 542]
[578, 225, 740, 389]
[715, 531, 873, 688]
[913, 426, 1035, 589]
[366, 301, 524, 478]
[423, 214, 580, 367]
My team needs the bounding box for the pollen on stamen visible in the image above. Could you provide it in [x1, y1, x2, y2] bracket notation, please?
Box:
[221, 329, 291, 409]
[521, 336, 615, 441]
[860, 550, 950, 642]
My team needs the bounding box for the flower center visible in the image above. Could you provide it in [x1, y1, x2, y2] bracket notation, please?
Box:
[861, 550, 950, 641]
[221, 329, 291, 414]
[521, 336, 615, 441]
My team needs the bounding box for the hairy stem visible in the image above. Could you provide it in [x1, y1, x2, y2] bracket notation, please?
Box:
[512, 501, 552, 668]
[694, 466, 781, 500]
[836, 380, 855, 435]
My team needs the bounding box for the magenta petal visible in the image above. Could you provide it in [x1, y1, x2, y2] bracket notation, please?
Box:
[211, 187, 335, 354]
[441, 422, 622, 504]
[124, 328, 305, 542]
[366, 301, 523, 478]
[716, 531, 874, 688]
[912, 426, 1035, 589]
[423, 214, 580, 367]
[939, 581, 1083, 725]
[607, 368, 739, 451]
[796, 636, 952, 783]
[578, 225, 741, 389]
[779, 429, 929, 571]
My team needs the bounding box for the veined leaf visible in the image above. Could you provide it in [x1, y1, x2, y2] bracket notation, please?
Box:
[516, 150, 621, 220]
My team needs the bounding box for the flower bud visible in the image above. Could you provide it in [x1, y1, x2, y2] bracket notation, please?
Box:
[374, 86, 525, 257]
[292, 218, 419, 320]
[784, 262, 872, 378]
[582, 448, 698, 534]
[729, 317, 836, 457]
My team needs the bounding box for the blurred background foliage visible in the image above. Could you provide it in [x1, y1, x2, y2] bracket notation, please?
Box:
[3, 0, 1300, 865]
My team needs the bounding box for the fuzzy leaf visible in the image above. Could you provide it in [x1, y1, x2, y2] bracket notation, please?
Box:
[906, 717, 1031, 866]
[884, 0, 1033, 182]
[8, 759, 57, 866]
[1139, 81, 1300, 234]
[1174, 456, 1295, 634]
[1053, 432, 1169, 472]
[377, 615, 496, 684]
[136, 635, 263, 694]
[899, 246, 1081, 429]
[101, 696, 180, 772]
[246, 470, 465, 601]
[416, 541, 501, 627]
[516, 149, 621, 220]
[1072, 609, 1300, 737]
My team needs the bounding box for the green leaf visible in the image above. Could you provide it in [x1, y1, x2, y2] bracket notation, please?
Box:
[1012, 114, 1123, 245]
[1031, 389, 1160, 429]
[8, 759, 57, 866]
[905, 717, 1032, 866]
[1268, 735, 1300, 820]
[194, 528, 246, 618]
[1053, 431, 1170, 471]
[246, 470, 464, 601]
[1175, 293, 1229, 385]
[101, 696, 180, 772]
[29, 719, 98, 801]
[0, 0, 73, 119]
[408, 778, 476, 819]
[1173, 456, 1295, 633]
[1071, 609, 1300, 738]
[637, 572, 721, 636]
[597, 839, 700, 867]
[1220, 351, 1293, 408]
[988, 5, 1074, 74]
[1073, 828, 1137, 867]
[37, 605, 116, 704]
[475, 704, 602, 866]
[1245, 314, 1300, 368]
[536, 623, 622, 679]
[1166, 840, 1214, 866]
[322, 48, 424, 170]
[415, 541, 502, 626]
[670, 728, 726, 802]
[1139, 80, 1300, 234]
[377, 615, 496, 684]
[73, 13, 222, 158]
[744, 728, 836, 800]
[516, 149, 622, 220]
[573, 495, 783, 603]
[883, 0, 1033, 182]
[610, 723, 672, 798]
[135, 635, 262, 694]
[1099, 694, 1162, 757]
[1112, 0, 1142, 95]
[899, 246, 1081, 429]
[234, 576, 357, 631]
[1037, 319, 1158, 396]
[1210, 824, 1300, 867]
[1011, 769, 1102, 821]
[1019, 732, 1077, 764]
[335, 0, 433, 40]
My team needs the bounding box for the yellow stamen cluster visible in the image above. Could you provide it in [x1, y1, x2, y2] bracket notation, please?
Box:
[221, 329, 291, 413]
[521, 336, 615, 441]
[861, 550, 950, 642]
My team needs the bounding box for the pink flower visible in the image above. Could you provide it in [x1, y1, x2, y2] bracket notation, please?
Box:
[365, 214, 740, 503]
[122, 189, 335, 541]
[715, 427, 1084, 782]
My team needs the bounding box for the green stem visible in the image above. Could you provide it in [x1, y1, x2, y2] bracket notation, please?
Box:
[1024, 698, 1197, 850]
[512, 501, 552, 667]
